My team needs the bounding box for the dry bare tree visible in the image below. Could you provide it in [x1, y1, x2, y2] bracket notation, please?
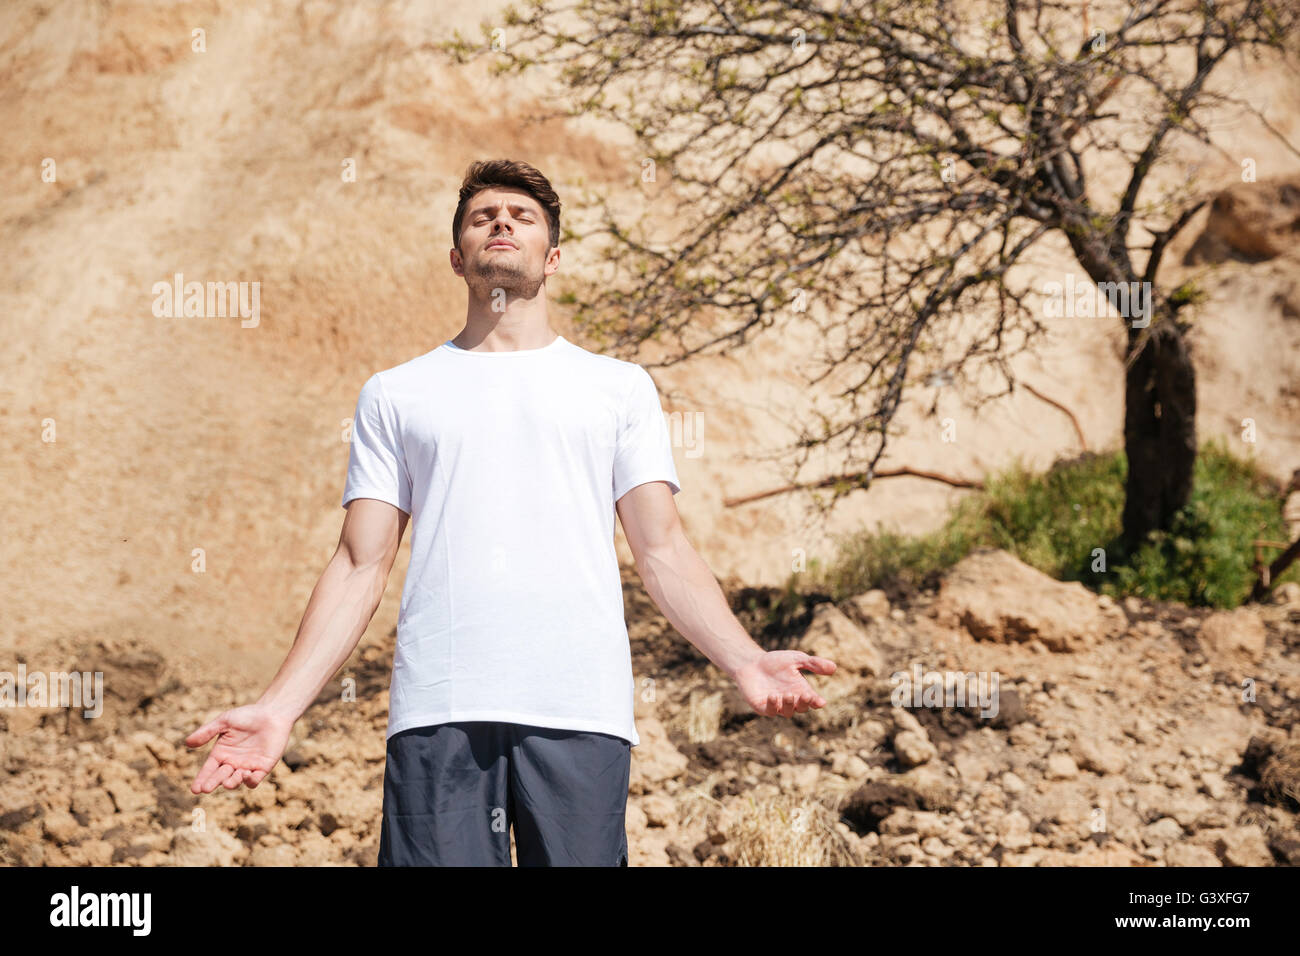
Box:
[442, 0, 1299, 551]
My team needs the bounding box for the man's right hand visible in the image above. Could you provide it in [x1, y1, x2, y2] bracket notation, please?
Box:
[185, 704, 295, 794]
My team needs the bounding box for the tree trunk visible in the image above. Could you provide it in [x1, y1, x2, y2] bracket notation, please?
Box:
[1122, 319, 1197, 550]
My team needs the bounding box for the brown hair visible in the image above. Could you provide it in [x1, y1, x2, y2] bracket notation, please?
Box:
[452, 159, 561, 253]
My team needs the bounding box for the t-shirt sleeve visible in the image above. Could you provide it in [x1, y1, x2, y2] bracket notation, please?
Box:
[612, 366, 681, 503]
[341, 373, 413, 515]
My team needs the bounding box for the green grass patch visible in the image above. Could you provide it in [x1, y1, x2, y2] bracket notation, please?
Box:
[794, 437, 1297, 611]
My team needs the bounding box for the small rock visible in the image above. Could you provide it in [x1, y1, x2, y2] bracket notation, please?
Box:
[1199, 771, 1228, 800]
[1123, 715, 1158, 745]
[166, 828, 246, 867]
[921, 836, 953, 858]
[1073, 738, 1127, 775]
[132, 730, 178, 765]
[986, 688, 1028, 728]
[294, 832, 336, 866]
[1141, 817, 1185, 848]
[1009, 723, 1041, 748]
[248, 842, 298, 866]
[952, 752, 993, 785]
[41, 810, 81, 844]
[842, 754, 870, 779]
[70, 788, 115, 819]
[997, 811, 1033, 850]
[891, 707, 926, 737]
[881, 833, 924, 863]
[1001, 771, 1027, 794]
[640, 794, 677, 828]
[238, 782, 277, 812]
[799, 604, 884, 675]
[879, 809, 919, 835]
[77, 839, 114, 866]
[1269, 835, 1300, 866]
[1166, 795, 1213, 829]
[849, 590, 891, 620]
[1160, 766, 1196, 790]
[1045, 753, 1079, 780]
[1214, 825, 1273, 866]
[1165, 843, 1222, 867]
[1198, 608, 1266, 664]
[629, 717, 688, 791]
[101, 770, 152, 814]
[894, 731, 937, 768]
[778, 763, 821, 790]
[911, 811, 950, 839]
[1196, 770, 1227, 801]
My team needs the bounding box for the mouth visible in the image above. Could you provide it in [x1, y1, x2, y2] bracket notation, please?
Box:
[485, 241, 517, 251]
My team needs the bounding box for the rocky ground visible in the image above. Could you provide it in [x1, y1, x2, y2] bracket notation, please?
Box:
[2, 547, 1298, 866]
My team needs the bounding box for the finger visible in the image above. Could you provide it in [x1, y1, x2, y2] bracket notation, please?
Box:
[191, 751, 225, 794]
[796, 655, 837, 676]
[184, 716, 227, 748]
[203, 763, 237, 794]
[247, 769, 267, 788]
[781, 693, 795, 717]
[796, 675, 822, 710]
[207, 764, 237, 793]
[221, 767, 247, 790]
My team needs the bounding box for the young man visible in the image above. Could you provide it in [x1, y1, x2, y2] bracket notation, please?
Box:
[185, 159, 837, 866]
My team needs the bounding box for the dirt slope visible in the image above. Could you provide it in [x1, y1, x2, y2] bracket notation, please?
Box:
[3, 550, 1297, 866]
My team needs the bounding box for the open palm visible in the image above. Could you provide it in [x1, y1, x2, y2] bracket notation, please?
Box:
[185, 705, 294, 794]
[733, 650, 837, 717]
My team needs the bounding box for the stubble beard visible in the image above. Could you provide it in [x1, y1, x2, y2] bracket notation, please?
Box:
[466, 252, 544, 302]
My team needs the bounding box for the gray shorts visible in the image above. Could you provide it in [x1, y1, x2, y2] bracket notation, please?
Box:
[377, 720, 631, 867]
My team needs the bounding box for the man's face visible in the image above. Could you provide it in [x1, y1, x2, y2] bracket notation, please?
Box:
[451, 187, 558, 300]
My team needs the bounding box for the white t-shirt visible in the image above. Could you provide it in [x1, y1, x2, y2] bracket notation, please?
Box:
[341, 334, 681, 747]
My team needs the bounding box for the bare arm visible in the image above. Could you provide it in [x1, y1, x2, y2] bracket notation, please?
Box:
[186, 497, 408, 792]
[615, 481, 834, 716]
[256, 497, 409, 722]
